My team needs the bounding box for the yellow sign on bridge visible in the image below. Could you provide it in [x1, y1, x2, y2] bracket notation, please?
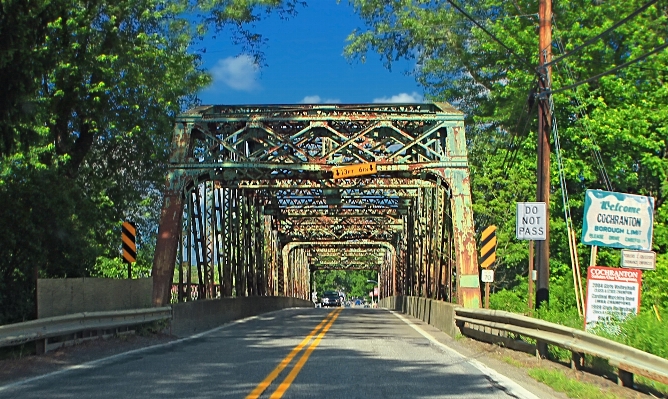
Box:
[331, 162, 377, 179]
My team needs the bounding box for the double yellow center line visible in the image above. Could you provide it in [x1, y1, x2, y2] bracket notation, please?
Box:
[246, 308, 342, 399]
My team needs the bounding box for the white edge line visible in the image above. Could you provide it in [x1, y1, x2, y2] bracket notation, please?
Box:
[0, 308, 298, 394]
[390, 310, 541, 399]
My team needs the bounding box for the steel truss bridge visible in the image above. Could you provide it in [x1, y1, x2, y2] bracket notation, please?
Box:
[151, 103, 481, 308]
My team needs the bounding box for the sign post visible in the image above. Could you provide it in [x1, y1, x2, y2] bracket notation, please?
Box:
[481, 270, 494, 309]
[479, 226, 497, 309]
[528, 241, 534, 314]
[516, 202, 546, 312]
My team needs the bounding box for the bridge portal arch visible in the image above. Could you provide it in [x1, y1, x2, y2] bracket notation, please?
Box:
[152, 103, 480, 308]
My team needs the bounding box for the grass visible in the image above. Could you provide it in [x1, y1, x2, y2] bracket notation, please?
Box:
[635, 375, 668, 397]
[496, 349, 625, 399]
[528, 368, 620, 399]
[501, 355, 523, 368]
[136, 320, 169, 336]
[0, 343, 34, 360]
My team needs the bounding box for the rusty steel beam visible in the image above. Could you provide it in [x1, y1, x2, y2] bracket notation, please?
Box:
[260, 187, 419, 198]
[152, 120, 193, 307]
[311, 266, 381, 271]
[156, 103, 481, 309]
[231, 178, 434, 189]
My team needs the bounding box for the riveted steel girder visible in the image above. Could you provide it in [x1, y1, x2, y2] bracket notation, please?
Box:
[221, 178, 434, 190]
[259, 187, 419, 198]
[266, 208, 404, 218]
[275, 196, 401, 208]
[153, 103, 480, 309]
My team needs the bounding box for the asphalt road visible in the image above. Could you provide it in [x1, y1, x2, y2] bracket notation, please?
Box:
[0, 308, 548, 399]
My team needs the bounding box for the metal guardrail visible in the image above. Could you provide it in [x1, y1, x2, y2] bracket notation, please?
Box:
[0, 307, 172, 353]
[455, 308, 668, 388]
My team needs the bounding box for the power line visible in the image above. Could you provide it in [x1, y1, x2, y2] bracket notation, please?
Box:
[543, 0, 660, 69]
[501, 90, 537, 176]
[552, 21, 613, 190]
[553, 17, 612, 191]
[546, 42, 668, 96]
[444, 0, 537, 74]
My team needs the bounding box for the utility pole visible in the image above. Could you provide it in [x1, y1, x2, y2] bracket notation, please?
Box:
[536, 0, 552, 310]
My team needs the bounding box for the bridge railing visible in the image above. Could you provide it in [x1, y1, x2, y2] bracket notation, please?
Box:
[0, 295, 315, 355]
[381, 296, 668, 389]
[0, 307, 172, 354]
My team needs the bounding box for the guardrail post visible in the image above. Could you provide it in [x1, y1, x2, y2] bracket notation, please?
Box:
[570, 351, 584, 370]
[536, 341, 548, 359]
[35, 338, 46, 355]
[618, 369, 634, 387]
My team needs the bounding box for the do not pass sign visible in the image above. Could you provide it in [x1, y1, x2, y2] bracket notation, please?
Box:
[516, 202, 546, 240]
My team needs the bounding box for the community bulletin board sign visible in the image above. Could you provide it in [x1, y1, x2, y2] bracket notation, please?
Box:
[581, 190, 654, 251]
[585, 266, 642, 329]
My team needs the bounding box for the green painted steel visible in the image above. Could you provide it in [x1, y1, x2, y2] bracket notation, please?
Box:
[152, 103, 481, 308]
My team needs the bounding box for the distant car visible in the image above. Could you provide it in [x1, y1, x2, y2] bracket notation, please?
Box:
[321, 291, 341, 307]
[354, 299, 362, 306]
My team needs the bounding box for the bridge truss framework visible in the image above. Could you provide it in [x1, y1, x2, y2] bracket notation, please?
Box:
[152, 103, 481, 308]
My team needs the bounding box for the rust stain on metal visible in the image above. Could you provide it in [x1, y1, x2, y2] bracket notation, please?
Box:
[152, 193, 184, 306]
[461, 288, 481, 309]
[157, 103, 478, 307]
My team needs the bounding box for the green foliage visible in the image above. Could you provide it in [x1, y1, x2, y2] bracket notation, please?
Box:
[642, 254, 668, 309]
[346, 0, 668, 296]
[489, 280, 529, 314]
[0, 0, 303, 324]
[347, 0, 668, 376]
[0, 168, 98, 323]
[591, 310, 668, 360]
[490, 277, 583, 329]
[136, 319, 169, 336]
[491, 280, 668, 361]
[528, 368, 619, 399]
[314, 270, 377, 300]
[92, 256, 152, 279]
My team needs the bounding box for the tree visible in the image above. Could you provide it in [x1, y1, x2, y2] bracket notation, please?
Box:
[314, 269, 377, 300]
[0, 0, 306, 323]
[345, 0, 668, 309]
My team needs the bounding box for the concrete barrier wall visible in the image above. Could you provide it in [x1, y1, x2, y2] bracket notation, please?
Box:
[380, 295, 458, 338]
[37, 278, 153, 318]
[171, 296, 314, 337]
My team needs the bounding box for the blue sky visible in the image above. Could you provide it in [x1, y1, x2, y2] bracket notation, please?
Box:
[195, 1, 424, 105]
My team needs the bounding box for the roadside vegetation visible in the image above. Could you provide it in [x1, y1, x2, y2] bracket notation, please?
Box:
[313, 270, 378, 301]
[528, 368, 619, 399]
[346, 0, 667, 357]
[489, 278, 668, 361]
[0, 0, 302, 324]
[1, 1, 666, 364]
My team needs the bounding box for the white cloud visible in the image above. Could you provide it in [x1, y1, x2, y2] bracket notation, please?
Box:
[299, 95, 340, 104]
[301, 95, 322, 103]
[209, 55, 259, 91]
[372, 92, 423, 103]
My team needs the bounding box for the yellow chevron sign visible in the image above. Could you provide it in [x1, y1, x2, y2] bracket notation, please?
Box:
[122, 221, 137, 263]
[479, 225, 497, 269]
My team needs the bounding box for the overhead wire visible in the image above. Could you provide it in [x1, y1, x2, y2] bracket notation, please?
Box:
[547, 42, 668, 96]
[412, 0, 540, 178]
[544, 0, 660, 69]
[443, 0, 537, 74]
[552, 20, 613, 190]
[501, 92, 537, 177]
[542, 42, 588, 315]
